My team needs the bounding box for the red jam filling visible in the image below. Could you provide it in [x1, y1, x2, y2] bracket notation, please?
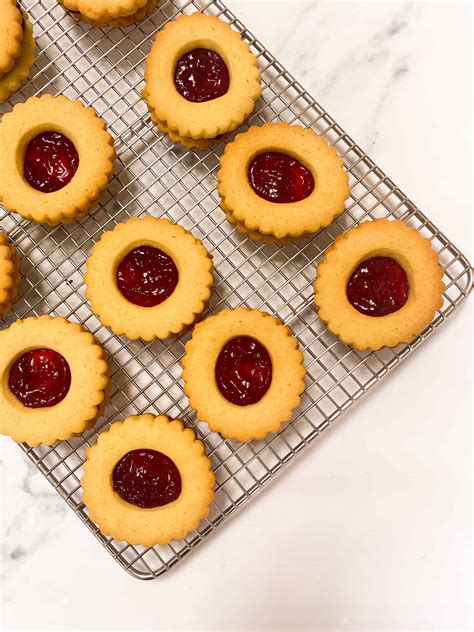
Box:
[248, 152, 315, 203]
[346, 256, 409, 317]
[112, 449, 182, 508]
[8, 348, 71, 408]
[23, 132, 79, 193]
[116, 245, 179, 308]
[215, 336, 272, 406]
[174, 47, 230, 103]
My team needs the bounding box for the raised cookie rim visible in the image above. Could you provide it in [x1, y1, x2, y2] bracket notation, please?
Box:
[0, 10, 36, 103]
[84, 216, 214, 341]
[314, 219, 446, 350]
[82, 414, 215, 547]
[182, 307, 306, 442]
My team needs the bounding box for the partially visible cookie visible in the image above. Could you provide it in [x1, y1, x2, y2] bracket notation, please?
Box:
[0, 0, 23, 78]
[0, 230, 20, 318]
[59, 0, 157, 27]
[0, 10, 36, 102]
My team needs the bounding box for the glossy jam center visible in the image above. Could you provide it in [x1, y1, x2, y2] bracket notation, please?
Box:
[174, 47, 230, 103]
[215, 336, 272, 406]
[112, 449, 182, 508]
[116, 245, 179, 308]
[346, 256, 409, 317]
[8, 348, 71, 408]
[23, 132, 79, 193]
[248, 152, 315, 203]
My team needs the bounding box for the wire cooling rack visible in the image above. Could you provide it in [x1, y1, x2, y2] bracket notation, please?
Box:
[1, 0, 472, 580]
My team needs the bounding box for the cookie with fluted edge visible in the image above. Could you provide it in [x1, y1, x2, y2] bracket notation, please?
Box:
[218, 122, 350, 241]
[0, 10, 36, 102]
[314, 219, 445, 350]
[0, 230, 20, 318]
[0, 94, 115, 225]
[85, 216, 214, 341]
[82, 414, 215, 547]
[0, 316, 110, 446]
[0, 0, 23, 78]
[183, 307, 306, 442]
[59, 0, 157, 27]
[223, 203, 294, 246]
[152, 113, 220, 151]
[67, 0, 147, 22]
[143, 13, 261, 143]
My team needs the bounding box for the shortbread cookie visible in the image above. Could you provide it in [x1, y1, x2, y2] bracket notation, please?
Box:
[314, 219, 445, 350]
[152, 114, 220, 151]
[218, 122, 350, 241]
[85, 216, 214, 340]
[82, 414, 215, 546]
[0, 316, 110, 446]
[60, 0, 157, 27]
[0, 10, 35, 102]
[71, 0, 147, 22]
[0, 0, 23, 78]
[0, 94, 115, 225]
[183, 307, 306, 442]
[143, 13, 261, 143]
[0, 230, 20, 318]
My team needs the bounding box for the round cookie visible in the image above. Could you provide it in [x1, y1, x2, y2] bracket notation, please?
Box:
[0, 316, 110, 446]
[314, 219, 445, 350]
[0, 94, 115, 225]
[143, 13, 261, 142]
[182, 307, 306, 442]
[0, 0, 23, 78]
[0, 10, 36, 102]
[85, 216, 214, 340]
[218, 122, 350, 241]
[82, 414, 215, 546]
[0, 230, 20, 318]
[73, 0, 148, 22]
[60, 0, 157, 27]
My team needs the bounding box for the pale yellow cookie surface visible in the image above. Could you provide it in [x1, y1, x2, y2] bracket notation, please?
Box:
[0, 11, 36, 102]
[183, 307, 306, 442]
[82, 414, 215, 547]
[0, 230, 20, 318]
[314, 219, 445, 350]
[0, 0, 23, 77]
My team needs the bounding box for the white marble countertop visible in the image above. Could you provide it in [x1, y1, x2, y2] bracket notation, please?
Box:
[1, 2, 472, 631]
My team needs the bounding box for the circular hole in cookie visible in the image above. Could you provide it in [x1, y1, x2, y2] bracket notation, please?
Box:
[174, 48, 230, 103]
[215, 335, 272, 406]
[346, 255, 409, 317]
[113, 449, 182, 508]
[247, 152, 315, 203]
[116, 245, 179, 308]
[23, 131, 80, 193]
[8, 348, 71, 408]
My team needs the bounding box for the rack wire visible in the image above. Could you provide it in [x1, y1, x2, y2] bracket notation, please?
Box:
[1, 0, 471, 580]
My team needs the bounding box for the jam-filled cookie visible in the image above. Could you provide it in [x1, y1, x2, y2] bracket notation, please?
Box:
[314, 219, 445, 350]
[218, 122, 350, 242]
[183, 307, 306, 442]
[0, 0, 23, 78]
[85, 216, 214, 341]
[143, 13, 261, 149]
[82, 414, 215, 547]
[0, 94, 115, 225]
[0, 10, 35, 102]
[0, 316, 110, 446]
[59, 0, 157, 27]
[0, 230, 20, 318]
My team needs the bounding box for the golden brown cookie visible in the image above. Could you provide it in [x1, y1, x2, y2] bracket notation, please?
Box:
[0, 230, 20, 318]
[314, 219, 445, 350]
[143, 13, 261, 144]
[66, 0, 147, 22]
[82, 414, 215, 547]
[0, 94, 115, 225]
[218, 122, 350, 241]
[0, 316, 110, 446]
[0, 0, 23, 78]
[85, 216, 214, 341]
[0, 10, 36, 102]
[182, 307, 306, 442]
[60, 0, 157, 27]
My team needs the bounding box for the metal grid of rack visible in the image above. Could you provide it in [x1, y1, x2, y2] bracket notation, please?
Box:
[1, 0, 471, 579]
